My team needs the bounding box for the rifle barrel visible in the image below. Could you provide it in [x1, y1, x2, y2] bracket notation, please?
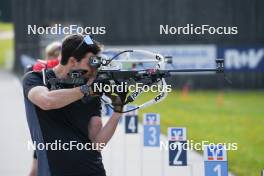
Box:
[166, 68, 218, 73]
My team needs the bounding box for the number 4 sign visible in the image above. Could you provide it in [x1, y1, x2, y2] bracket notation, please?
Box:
[124, 105, 138, 134]
[143, 113, 160, 147]
[125, 115, 138, 134]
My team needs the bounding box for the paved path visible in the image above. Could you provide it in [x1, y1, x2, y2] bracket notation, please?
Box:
[0, 31, 13, 40]
[0, 70, 32, 176]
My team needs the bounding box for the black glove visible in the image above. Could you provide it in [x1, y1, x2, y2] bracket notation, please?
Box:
[106, 91, 128, 113]
[108, 94, 123, 112]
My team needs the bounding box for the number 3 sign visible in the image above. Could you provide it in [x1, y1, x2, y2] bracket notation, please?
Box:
[143, 113, 160, 147]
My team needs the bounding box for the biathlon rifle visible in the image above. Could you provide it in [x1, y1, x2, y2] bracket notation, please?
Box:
[47, 49, 226, 113]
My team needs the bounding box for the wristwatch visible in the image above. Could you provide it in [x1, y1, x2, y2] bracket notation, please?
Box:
[80, 84, 90, 96]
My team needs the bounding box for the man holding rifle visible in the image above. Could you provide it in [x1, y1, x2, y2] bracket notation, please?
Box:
[23, 34, 124, 176]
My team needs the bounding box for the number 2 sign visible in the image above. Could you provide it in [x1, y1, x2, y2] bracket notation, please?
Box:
[168, 127, 187, 166]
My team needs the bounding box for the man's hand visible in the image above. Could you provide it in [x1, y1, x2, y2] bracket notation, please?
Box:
[108, 94, 123, 112]
[107, 90, 128, 112]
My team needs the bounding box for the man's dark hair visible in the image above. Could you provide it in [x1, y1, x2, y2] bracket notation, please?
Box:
[60, 34, 101, 65]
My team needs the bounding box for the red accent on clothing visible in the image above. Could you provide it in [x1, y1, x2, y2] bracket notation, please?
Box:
[32, 58, 59, 71]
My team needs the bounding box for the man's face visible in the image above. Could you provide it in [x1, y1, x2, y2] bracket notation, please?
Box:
[73, 53, 98, 78]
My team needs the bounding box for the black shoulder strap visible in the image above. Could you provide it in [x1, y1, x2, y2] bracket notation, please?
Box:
[22, 70, 43, 82]
[26, 69, 55, 88]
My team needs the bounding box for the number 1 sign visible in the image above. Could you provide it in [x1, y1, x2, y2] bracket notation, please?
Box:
[204, 144, 228, 176]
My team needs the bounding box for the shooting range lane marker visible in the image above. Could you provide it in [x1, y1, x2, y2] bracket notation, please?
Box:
[142, 113, 162, 176]
[204, 144, 228, 176]
[167, 127, 187, 168]
[167, 127, 191, 175]
[123, 105, 141, 176]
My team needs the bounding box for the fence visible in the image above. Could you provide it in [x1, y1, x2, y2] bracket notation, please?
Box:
[12, 0, 264, 88]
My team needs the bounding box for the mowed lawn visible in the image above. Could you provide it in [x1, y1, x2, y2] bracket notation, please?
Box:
[134, 90, 264, 176]
[0, 22, 13, 67]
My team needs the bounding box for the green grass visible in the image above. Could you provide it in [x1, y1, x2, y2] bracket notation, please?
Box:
[134, 90, 264, 176]
[0, 22, 13, 67]
[0, 22, 13, 32]
[0, 39, 13, 67]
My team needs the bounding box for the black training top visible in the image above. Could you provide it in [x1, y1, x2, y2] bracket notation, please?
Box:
[22, 70, 106, 176]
